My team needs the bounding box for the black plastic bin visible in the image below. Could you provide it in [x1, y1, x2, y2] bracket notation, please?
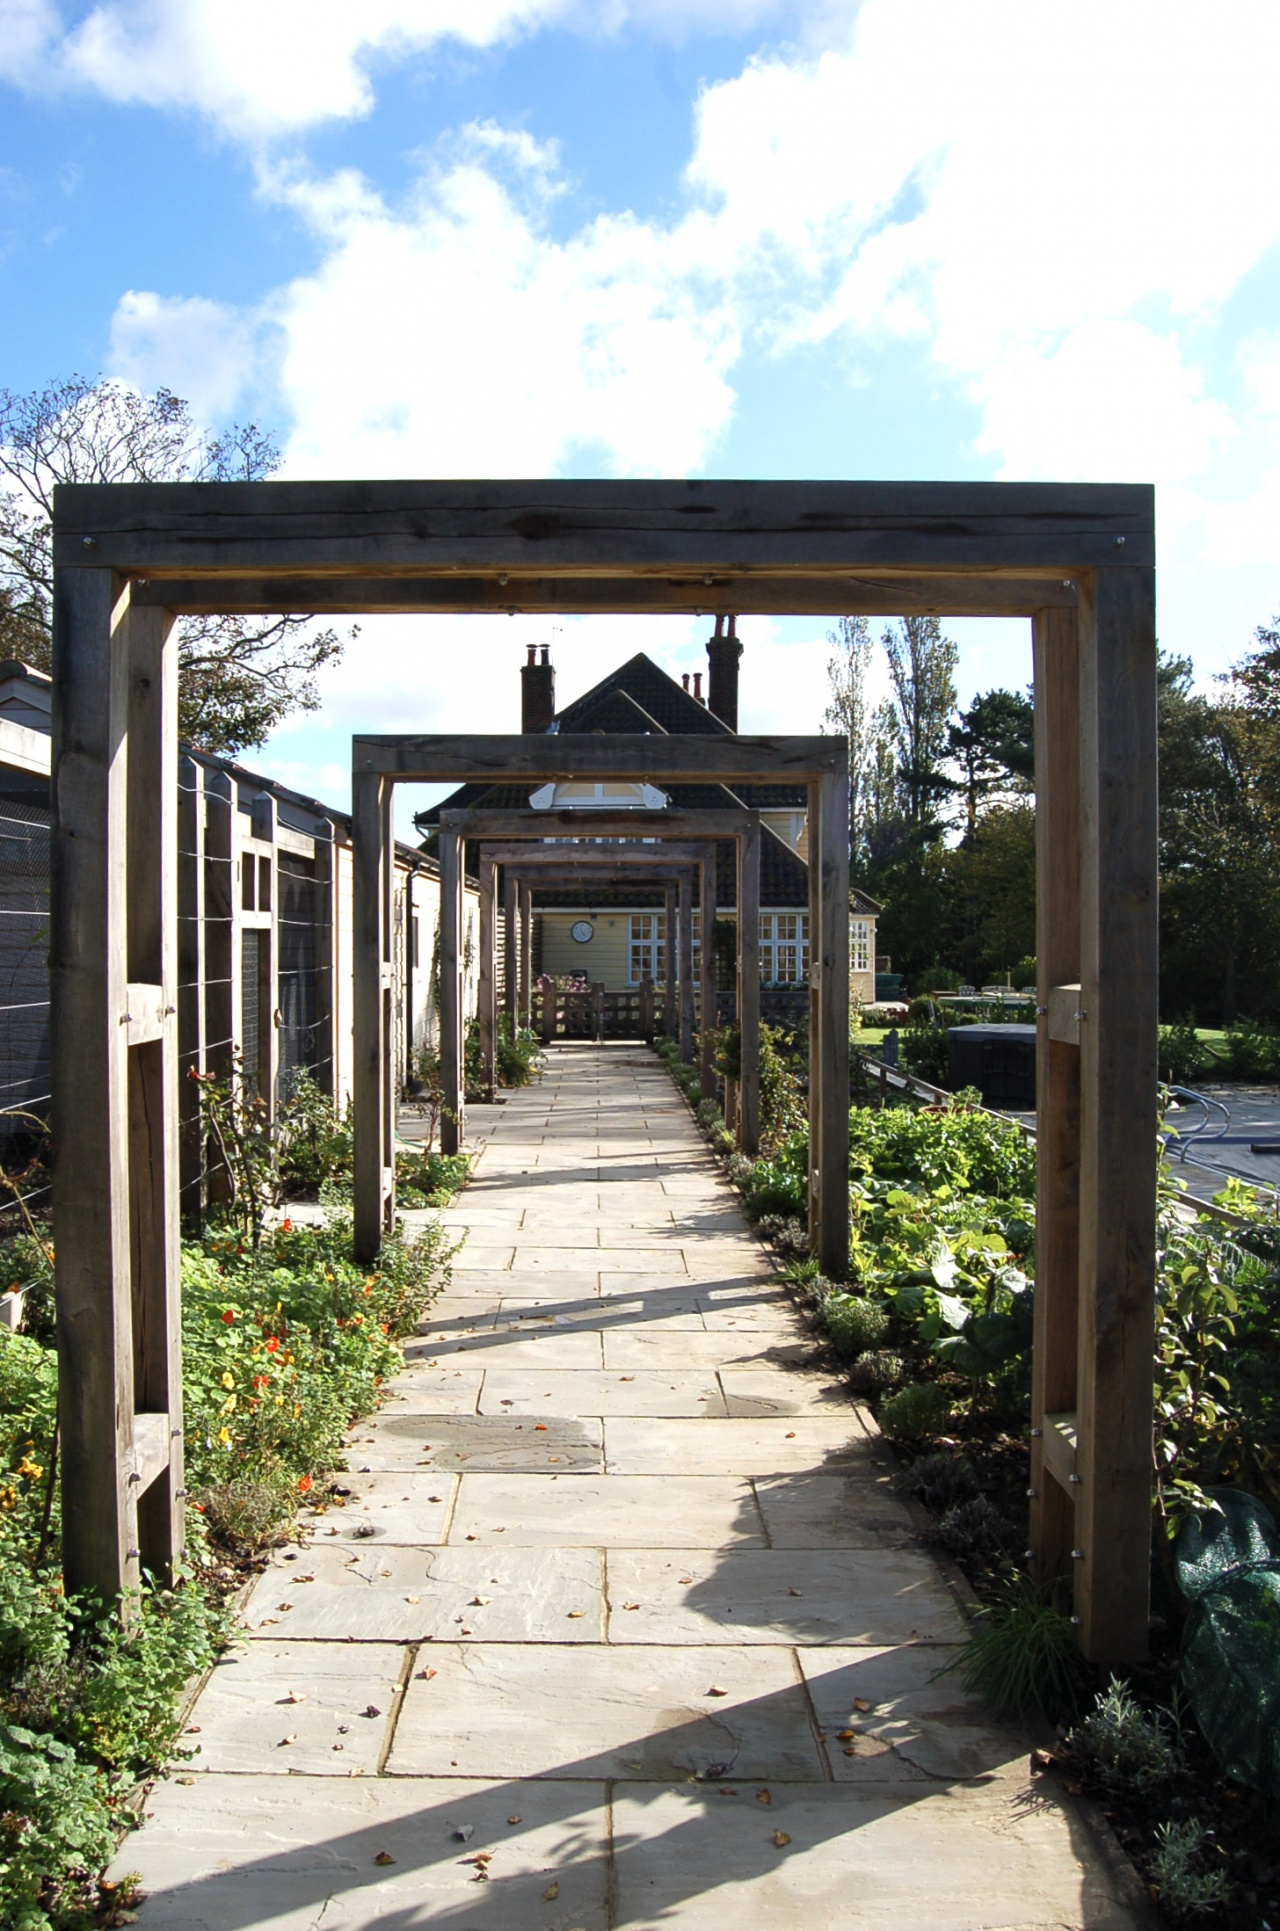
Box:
[947, 1024, 1036, 1109]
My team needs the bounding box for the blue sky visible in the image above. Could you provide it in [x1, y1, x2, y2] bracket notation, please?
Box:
[3, 0, 1280, 830]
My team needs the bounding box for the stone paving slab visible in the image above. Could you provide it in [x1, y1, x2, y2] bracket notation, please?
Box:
[602, 1416, 874, 1475]
[116, 1044, 1142, 1929]
[603, 1548, 967, 1647]
[184, 1641, 405, 1775]
[479, 1369, 729, 1416]
[243, 1545, 605, 1642]
[389, 1642, 825, 1780]
[112, 1776, 612, 1929]
[609, 1781, 1138, 1929]
[447, 1473, 766, 1547]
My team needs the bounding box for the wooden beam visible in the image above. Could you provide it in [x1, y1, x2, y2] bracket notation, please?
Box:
[444, 808, 758, 839]
[176, 756, 204, 1216]
[1031, 606, 1082, 1596]
[699, 851, 718, 1098]
[129, 571, 1082, 619]
[55, 478, 1153, 574]
[483, 840, 717, 865]
[363, 734, 844, 783]
[352, 770, 387, 1264]
[1075, 566, 1158, 1665]
[125, 598, 183, 1580]
[440, 830, 463, 1154]
[478, 856, 497, 1099]
[814, 767, 851, 1276]
[737, 821, 761, 1155]
[52, 568, 139, 1601]
[679, 870, 695, 1064]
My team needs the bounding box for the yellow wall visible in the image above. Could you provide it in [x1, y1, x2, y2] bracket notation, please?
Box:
[539, 910, 636, 988]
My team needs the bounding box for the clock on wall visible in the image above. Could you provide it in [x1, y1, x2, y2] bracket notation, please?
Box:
[570, 920, 594, 943]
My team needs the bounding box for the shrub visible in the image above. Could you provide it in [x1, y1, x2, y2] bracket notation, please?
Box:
[846, 1349, 906, 1394]
[276, 1070, 352, 1194]
[928, 1493, 1021, 1566]
[900, 1021, 950, 1085]
[0, 1722, 116, 1931]
[817, 1293, 889, 1358]
[1221, 1023, 1280, 1082]
[878, 1380, 951, 1443]
[1148, 1820, 1231, 1916]
[1063, 1678, 1179, 1797]
[1158, 1020, 1210, 1088]
[899, 1450, 980, 1514]
[957, 1575, 1091, 1721]
[394, 1149, 469, 1206]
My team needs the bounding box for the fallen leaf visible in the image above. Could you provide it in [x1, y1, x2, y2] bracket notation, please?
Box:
[175, 1775, 196, 1785]
[620, 1376, 635, 1382]
[429, 1495, 443, 1503]
[534, 1424, 548, 1432]
[337, 1724, 350, 1734]
[706, 1685, 728, 1697]
[460, 1625, 474, 1635]
[508, 1815, 522, 1825]
[364, 1705, 382, 1718]
[719, 1788, 738, 1796]
[453, 1825, 475, 1842]
[788, 1587, 803, 1598]
[567, 1610, 585, 1619]
[623, 1602, 641, 1612]
[465, 1533, 478, 1541]
[756, 1789, 772, 1805]
[543, 1882, 559, 1901]
[281, 1691, 307, 1705]
[836, 1729, 856, 1741]
[332, 1743, 344, 1752]
[772, 1831, 791, 1848]
[278, 1735, 297, 1747]
[373, 1851, 395, 1866]
[785, 1431, 796, 1439]
[853, 1698, 873, 1713]
[405, 1594, 421, 1604]
[678, 1576, 693, 1586]
[469, 1595, 492, 1606]
[276, 1603, 295, 1613]
[185, 1724, 201, 1734]
[417, 1667, 437, 1681]
[843, 1746, 857, 1757]
[260, 1617, 280, 1626]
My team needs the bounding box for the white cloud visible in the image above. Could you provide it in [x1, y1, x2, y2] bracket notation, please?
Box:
[8, 0, 815, 141]
[109, 291, 260, 421]
[266, 143, 739, 478]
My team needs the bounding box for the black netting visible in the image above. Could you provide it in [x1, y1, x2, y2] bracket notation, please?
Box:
[1175, 1487, 1280, 1795]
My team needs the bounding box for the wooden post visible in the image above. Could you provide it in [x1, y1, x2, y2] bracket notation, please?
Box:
[737, 820, 761, 1155]
[352, 767, 389, 1263]
[639, 976, 654, 1040]
[177, 756, 204, 1217]
[52, 571, 143, 1600]
[677, 872, 694, 1064]
[1074, 566, 1158, 1664]
[124, 599, 184, 1581]
[592, 981, 605, 1043]
[312, 816, 337, 1098]
[518, 881, 533, 1028]
[807, 787, 823, 1256]
[503, 869, 517, 1030]
[1030, 605, 1082, 1599]
[478, 855, 497, 1099]
[440, 829, 463, 1153]
[700, 849, 718, 1098]
[663, 883, 677, 1040]
[814, 768, 850, 1277]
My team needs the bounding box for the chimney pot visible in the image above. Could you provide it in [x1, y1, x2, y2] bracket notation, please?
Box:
[682, 673, 690, 691]
[693, 670, 704, 702]
[521, 644, 556, 732]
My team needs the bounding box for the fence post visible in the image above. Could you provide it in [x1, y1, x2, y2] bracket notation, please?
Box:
[478, 855, 497, 1099]
[440, 828, 463, 1153]
[700, 849, 718, 1100]
[679, 869, 696, 1065]
[737, 822, 761, 1155]
[352, 766, 390, 1262]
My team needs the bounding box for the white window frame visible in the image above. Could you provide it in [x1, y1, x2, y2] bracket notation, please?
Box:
[759, 911, 809, 985]
[628, 912, 667, 986]
[850, 917, 872, 974]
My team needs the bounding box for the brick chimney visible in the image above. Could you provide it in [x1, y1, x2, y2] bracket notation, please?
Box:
[707, 614, 742, 731]
[521, 644, 556, 733]
[692, 670, 704, 703]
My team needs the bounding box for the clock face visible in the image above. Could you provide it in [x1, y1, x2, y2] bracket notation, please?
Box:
[570, 919, 594, 944]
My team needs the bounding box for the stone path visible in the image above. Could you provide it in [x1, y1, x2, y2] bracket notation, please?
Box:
[117, 1044, 1144, 1928]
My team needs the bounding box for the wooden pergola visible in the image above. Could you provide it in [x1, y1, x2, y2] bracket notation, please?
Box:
[50, 478, 1156, 1665]
[354, 739, 843, 1257]
[443, 806, 766, 1103]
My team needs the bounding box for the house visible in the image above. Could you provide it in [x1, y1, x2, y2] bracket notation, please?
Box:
[417, 626, 880, 1010]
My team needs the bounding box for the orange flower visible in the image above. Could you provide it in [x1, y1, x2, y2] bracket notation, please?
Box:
[221, 1308, 235, 1325]
[298, 1475, 313, 1494]
[282, 1218, 293, 1233]
[266, 1336, 279, 1353]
